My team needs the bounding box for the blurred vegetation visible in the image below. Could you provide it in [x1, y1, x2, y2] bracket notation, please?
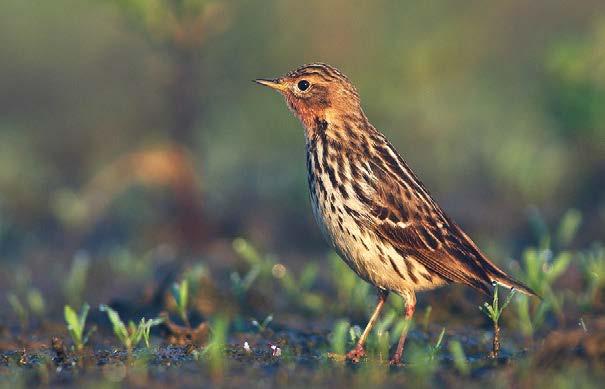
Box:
[0, 0, 603, 263]
[0, 0, 604, 386]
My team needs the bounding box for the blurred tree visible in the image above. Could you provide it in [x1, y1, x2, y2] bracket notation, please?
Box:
[543, 18, 605, 241]
[104, 0, 230, 143]
[86, 0, 233, 249]
[545, 19, 605, 141]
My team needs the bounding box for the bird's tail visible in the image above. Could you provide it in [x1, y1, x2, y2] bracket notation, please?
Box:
[490, 272, 539, 298]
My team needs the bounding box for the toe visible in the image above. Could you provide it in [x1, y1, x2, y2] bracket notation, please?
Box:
[345, 345, 365, 363]
[389, 354, 403, 366]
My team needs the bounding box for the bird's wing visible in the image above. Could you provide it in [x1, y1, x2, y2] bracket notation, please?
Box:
[356, 141, 496, 294]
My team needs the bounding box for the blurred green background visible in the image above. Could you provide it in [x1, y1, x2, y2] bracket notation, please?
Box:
[0, 0, 604, 276]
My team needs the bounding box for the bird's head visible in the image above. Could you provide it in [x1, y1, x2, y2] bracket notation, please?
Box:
[255, 63, 363, 129]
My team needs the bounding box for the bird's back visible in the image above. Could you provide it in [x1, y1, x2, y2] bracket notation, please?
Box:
[305, 116, 536, 297]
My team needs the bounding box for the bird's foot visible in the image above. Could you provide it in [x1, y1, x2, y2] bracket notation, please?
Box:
[389, 352, 403, 366]
[345, 344, 366, 363]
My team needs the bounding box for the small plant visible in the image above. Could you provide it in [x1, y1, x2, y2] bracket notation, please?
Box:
[448, 340, 470, 376]
[6, 267, 48, 329]
[108, 247, 153, 280]
[64, 303, 95, 351]
[63, 251, 91, 308]
[512, 210, 594, 338]
[233, 238, 275, 277]
[233, 239, 325, 312]
[579, 243, 605, 308]
[278, 262, 324, 312]
[231, 238, 279, 301]
[407, 327, 446, 380]
[99, 304, 163, 353]
[422, 306, 433, 331]
[7, 293, 28, 329]
[349, 325, 362, 344]
[329, 253, 372, 315]
[229, 266, 260, 301]
[329, 319, 350, 356]
[200, 315, 229, 382]
[26, 288, 46, 318]
[518, 209, 576, 323]
[139, 317, 165, 348]
[251, 314, 273, 333]
[515, 294, 550, 339]
[171, 279, 190, 327]
[520, 247, 570, 310]
[428, 328, 446, 361]
[480, 285, 516, 358]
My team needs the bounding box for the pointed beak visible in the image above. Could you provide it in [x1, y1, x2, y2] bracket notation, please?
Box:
[254, 78, 287, 92]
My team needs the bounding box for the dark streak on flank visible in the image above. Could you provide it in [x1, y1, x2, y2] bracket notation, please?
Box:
[389, 257, 405, 279]
[325, 164, 338, 188]
[404, 258, 419, 284]
[338, 184, 350, 200]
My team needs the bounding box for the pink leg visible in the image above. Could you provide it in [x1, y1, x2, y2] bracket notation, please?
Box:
[390, 298, 416, 365]
[346, 289, 389, 363]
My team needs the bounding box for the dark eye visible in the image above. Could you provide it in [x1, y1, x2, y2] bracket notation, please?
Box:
[297, 80, 310, 91]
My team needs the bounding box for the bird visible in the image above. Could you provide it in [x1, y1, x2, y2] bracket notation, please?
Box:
[255, 63, 537, 365]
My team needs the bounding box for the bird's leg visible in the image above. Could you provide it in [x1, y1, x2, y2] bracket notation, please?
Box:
[390, 295, 416, 365]
[346, 289, 389, 363]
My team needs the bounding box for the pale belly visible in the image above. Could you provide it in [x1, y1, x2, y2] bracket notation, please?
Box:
[309, 182, 445, 295]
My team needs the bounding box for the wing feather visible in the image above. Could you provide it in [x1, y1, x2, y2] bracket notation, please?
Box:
[358, 140, 496, 294]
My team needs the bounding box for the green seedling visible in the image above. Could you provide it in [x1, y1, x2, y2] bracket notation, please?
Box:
[422, 306, 433, 331]
[428, 327, 446, 361]
[184, 263, 208, 298]
[329, 253, 372, 315]
[363, 308, 407, 360]
[556, 208, 582, 249]
[579, 243, 605, 308]
[251, 314, 273, 333]
[521, 248, 570, 300]
[349, 325, 362, 344]
[233, 238, 276, 276]
[329, 319, 350, 356]
[139, 317, 164, 348]
[6, 267, 48, 328]
[200, 315, 229, 382]
[372, 309, 397, 344]
[407, 327, 446, 380]
[448, 340, 470, 376]
[480, 285, 516, 358]
[232, 238, 287, 302]
[171, 279, 190, 327]
[26, 288, 46, 318]
[108, 247, 152, 281]
[64, 303, 95, 351]
[372, 310, 397, 360]
[99, 304, 163, 353]
[63, 252, 90, 308]
[515, 294, 550, 339]
[7, 293, 28, 329]
[518, 209, 577, 325]
[234, 239, 324, 312]
[278, 262, 324, 312]
[230, 266, 260, 300]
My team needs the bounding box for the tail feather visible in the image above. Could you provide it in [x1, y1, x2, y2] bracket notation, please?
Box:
[490, 273, 539, 299]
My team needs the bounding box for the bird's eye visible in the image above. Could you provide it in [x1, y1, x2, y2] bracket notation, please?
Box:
[297, 80, 310, 91]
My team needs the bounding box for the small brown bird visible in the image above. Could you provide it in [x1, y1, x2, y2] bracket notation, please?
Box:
[255, 63, 536, 364]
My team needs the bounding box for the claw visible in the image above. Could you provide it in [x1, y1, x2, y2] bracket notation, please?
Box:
[345, 344, 366, 363]
[389, 352, 403, 366]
